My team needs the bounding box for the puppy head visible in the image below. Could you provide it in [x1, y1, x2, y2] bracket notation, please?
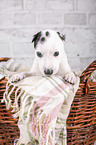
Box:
[32, 30, 66, 76]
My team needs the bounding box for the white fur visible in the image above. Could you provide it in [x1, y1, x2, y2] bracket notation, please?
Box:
[11, 30, 76, 84]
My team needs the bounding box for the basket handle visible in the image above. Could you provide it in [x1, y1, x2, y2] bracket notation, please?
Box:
[0, 57, 10, 62]
[80, 60, 96, 83]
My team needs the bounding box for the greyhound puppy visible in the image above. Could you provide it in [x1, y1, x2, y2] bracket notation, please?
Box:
[11, 30, 76, 84]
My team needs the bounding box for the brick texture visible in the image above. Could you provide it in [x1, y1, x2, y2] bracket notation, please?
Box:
[45, 0, 73, 11]
[14, 12, 36, 26]
[0, 13, 14, 27]
[77, 0, 96, 11]
[38, 12, 63, 25]
[0, 0, 96, 71]
[12, 42, 35, 56]
[0, 43, 10, 56]
[0, 0, 23, 11]
[89, 14, 96, 26]
[64, 13, 86, 25]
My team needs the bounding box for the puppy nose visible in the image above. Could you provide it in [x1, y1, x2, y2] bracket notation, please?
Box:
[44, 69, 53, 75]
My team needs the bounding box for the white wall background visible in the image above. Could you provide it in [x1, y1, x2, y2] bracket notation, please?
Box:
[0, 0, 96, 71]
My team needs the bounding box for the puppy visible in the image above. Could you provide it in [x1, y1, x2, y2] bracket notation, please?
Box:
[11, 30, 76, 84]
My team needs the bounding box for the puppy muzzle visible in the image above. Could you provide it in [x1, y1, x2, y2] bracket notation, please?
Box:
[44, 69, 53, 75]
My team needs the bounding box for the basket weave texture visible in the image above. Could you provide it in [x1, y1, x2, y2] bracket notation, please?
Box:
[0, 58, 96, 145]
[67, 60, 96, 145]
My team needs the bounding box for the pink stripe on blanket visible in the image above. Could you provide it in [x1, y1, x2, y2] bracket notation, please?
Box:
[43, 101, 64, 144]
[47, 101, 63, 122]
[36, 82, 68, 107]
[31, 81, 68, 137]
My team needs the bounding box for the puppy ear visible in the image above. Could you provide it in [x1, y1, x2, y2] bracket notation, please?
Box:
[32, 31, 41, 48]
[57, 32, 66, 41]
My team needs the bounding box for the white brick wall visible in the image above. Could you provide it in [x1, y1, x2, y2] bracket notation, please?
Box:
[64, 13, 86, 25]
[0, 0, 96, 71]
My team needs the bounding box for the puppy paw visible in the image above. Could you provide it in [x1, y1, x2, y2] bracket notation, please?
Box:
[64, 72, 76, 84]
[10, 73, 25, 83]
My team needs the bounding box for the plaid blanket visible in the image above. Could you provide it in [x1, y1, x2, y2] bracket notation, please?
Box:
[0, 58, 29, 77]
[2, 75, 79, 145]
[1, 59, 80, 145]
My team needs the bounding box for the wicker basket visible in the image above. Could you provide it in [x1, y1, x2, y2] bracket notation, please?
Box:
[0, 58, 96, 145]
[67, 60, 96, 145]
[0, 58, 19, 144]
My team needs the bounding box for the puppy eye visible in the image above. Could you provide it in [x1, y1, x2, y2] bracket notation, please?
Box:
[54, 51, 59, 57]
[37, 52, 43, 58]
